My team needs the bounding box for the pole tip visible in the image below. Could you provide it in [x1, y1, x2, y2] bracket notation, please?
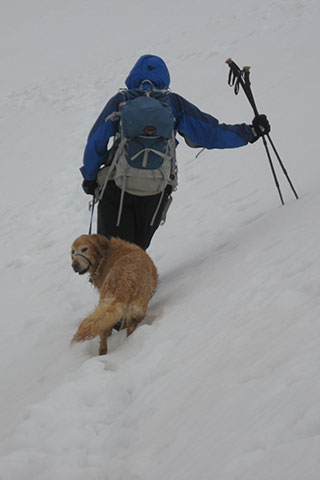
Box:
[243, 65, 251, 72]
[225, 58, 232, 65]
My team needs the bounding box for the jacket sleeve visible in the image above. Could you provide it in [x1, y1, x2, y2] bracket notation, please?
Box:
[80, 93, 123, 180]
[169, 92, 255, 149]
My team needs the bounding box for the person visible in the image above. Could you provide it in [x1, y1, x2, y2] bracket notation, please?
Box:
[80, 54, 270, 250]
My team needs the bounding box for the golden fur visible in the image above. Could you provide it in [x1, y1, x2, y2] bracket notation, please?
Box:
[71, 234, 158, 355]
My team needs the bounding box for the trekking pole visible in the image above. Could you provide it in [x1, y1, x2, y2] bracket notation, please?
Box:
[226, 58, 299, 204]
[88, 196, 95, 235]
[241, 63, 299, 202]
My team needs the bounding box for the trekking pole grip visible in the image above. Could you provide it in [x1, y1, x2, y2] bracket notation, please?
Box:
[226, 58, 258, 115]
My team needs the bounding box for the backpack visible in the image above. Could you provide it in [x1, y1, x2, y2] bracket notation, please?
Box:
[97, 87, 177, 226]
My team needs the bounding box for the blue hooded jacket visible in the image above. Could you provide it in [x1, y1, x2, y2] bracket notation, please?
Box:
[81, 55, 255, 180]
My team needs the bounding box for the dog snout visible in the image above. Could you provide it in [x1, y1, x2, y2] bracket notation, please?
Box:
[72, 258, 90, 275]
[72, 260, 81, 273]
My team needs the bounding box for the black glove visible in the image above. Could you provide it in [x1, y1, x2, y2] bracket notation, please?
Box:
[82, 179, 98, 195]
[252, 114, 271, 139]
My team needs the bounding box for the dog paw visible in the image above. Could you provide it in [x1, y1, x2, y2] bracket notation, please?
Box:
[98, 347, 108, 356]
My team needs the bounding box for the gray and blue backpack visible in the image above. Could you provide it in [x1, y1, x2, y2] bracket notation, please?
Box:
[97, 87, 177, 226]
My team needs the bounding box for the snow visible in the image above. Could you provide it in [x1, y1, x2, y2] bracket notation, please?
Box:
[1, 0, 320, 478]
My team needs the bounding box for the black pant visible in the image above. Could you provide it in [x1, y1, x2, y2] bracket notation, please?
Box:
[97, 181, 171, 250]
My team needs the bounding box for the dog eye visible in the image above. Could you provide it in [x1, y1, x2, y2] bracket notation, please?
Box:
[81, 247, 88, 253]
[71, 249, 75, 255]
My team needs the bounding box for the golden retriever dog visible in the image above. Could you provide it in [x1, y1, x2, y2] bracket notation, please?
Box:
[71, 234, 158, 355]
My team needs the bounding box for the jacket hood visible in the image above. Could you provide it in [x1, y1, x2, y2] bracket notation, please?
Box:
[125, 55, 170, 90]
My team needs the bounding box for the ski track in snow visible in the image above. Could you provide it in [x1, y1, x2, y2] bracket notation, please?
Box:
[1, 1, 320, 479]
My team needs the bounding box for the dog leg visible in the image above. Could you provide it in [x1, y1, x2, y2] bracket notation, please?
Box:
[120, 317, 127, 330]
[126, 316, 144, 337]
[126, 303, 147, 337]
[99, 329, 112, 355]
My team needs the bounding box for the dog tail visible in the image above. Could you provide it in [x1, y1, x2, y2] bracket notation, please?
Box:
[72, 301, 124, 343]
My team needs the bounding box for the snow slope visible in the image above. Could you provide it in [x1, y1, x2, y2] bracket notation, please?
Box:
[1, 0, 320, 478]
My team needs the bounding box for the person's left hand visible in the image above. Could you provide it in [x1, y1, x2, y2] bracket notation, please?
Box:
[252, 114, 271, 138]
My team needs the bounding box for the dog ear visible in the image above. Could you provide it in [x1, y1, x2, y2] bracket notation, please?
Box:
[90, 234, 109, 256]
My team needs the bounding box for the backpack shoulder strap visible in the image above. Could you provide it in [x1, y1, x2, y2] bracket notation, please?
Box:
[104, 88, 129, 123]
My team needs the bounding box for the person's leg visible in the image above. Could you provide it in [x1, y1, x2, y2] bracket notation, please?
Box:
[97, 181, 135, 243]
[98, 182, 172, 250]
[134, 189, 171, 250]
